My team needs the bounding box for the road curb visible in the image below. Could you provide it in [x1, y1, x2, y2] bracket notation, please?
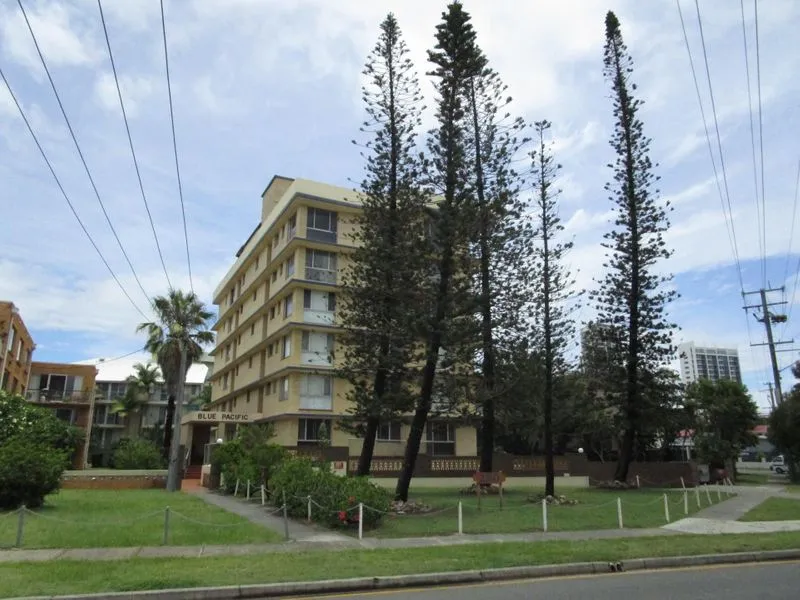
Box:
[10, 549, 800, 600]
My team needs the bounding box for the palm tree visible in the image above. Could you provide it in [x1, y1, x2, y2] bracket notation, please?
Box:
[115, 362, 161, 436]
[136, 290, 214, 470]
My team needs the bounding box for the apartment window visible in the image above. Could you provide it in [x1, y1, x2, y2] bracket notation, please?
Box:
[227, 319, 232, 332]
[270, 305, 276, 320]
[222, 373, 229, 390]
[287, 214, 297, 238]
[250, 323, 255, 335]
[284, 295, 294, 318]
[307, 208, 337, 243]
[305, 250, 337, 284]
[253, 289, 257, 302]
[286, 254, 295, 276]
[300, 374, 332, 397]
[257, 393, 263, 413]
[248, 356, 253, 369]
[279, 376, 289, 401]
[229, 289, 234, 305]
[426, 423, 455, 456]
[267, 344, 273, 357]
[298, 418, 332, 443]
[15, 340, 21, 361]
[235, 365, 239, 376]
[282, 335, 292, 358]
[272, 271, 278, 283]
[377, 421, 402, 442]
[246, 390, 251, 404]
[255, 255, 260, 270]
[303, 290, 336, 311]
[301, 331, 334, 354]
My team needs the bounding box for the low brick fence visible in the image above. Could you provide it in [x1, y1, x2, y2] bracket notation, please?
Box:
[61, 474, 167, 490]
[587, 461, 698, 488]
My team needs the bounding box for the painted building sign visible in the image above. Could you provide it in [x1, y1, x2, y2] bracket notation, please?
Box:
[191, 411, 251, 423]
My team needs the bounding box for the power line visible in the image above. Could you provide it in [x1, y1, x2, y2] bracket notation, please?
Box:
[97, 0, 172, 291]
[0, 66, 148, 321]
[16, 0, 151, 305]
[782, 161, 800, 337]
[676, 0, 744, 291]
[739, 0, 765, 287]
[159, 0, 194, 293]
[754, 0, 767, 288]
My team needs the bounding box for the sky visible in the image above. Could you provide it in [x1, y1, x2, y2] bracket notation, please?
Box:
[1, 0, 798, 412]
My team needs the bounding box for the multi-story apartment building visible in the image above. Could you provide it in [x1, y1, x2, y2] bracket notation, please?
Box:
[74, 356, 210, 466]
[0, 300, 35, 395]
[202, 176, 477, 464]
[26, 361, 98, 468]
[677, 342, 742, 385]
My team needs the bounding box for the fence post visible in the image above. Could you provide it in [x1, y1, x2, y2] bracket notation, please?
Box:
[695, 486, 701, 508]
[542, 499, 548, 533]
[234, 479, 239, 496]
[716, 484, 721, 501]
[246, 480, 251, 500]
[705, 485, 712, 505]
[15, 506, 25, 548]
[617, 497, 623, 529]
[636, 475, 640, 488]
[282, 491, 290, 541]
[680, 476, 686, 489]
[261, 484, 266, 506]
[163, 506, 171, 545]
[307, 496, 312, 523]
[458, 500, 463, 535]
[358, 503, 364, 541]
[684, 490, 689, 515]
[663, 494, 670, 523]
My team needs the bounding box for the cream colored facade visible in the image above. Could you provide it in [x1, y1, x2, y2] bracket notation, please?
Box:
[207, 176, 477, 458]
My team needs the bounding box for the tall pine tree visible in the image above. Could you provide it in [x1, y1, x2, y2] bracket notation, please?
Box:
[593, 12, 676, 482]
[337, 14, 429, 476]
[394, 2, 481, 502]
[464, 46, 528, 474]
[530, 120, 575, 496]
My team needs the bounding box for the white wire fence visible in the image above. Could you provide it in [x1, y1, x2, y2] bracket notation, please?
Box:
[226, 477, 737, 541]
[0, 503, 286, 549]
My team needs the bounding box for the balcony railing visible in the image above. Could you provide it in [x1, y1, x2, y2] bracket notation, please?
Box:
[306, 228, 337, 244]
[26, 389, 92, 404]
[306, 268, 336, 284]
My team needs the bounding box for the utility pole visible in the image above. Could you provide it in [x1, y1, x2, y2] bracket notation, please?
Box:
[761, 382, 775, 411]
[743, 287, 792, 406]
[166, 341, 188, 492]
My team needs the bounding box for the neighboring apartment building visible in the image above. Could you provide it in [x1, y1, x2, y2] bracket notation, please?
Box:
[0, 300, 35, 395]
[75, 356, 209, 466]
[677, 342, 742, 385]
[26, 361, 98, 468]
[204, 176, 477, 461]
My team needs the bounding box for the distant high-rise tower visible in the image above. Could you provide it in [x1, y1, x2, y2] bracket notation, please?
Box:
[677, 342, 742, 384]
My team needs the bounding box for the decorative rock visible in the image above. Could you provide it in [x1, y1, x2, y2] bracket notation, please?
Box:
[390, 500, 434, 515]
[594, 479, 636, 490]
[527, 493, 580, 505]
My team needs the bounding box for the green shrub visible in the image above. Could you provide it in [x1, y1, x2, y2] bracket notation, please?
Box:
[213, 425, 287, 493]
[270, 456, 391, 529]
[111, 438, 164, 470]
[0, 439, 66, 509]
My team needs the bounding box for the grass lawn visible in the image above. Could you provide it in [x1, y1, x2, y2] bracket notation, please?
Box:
[2, 531, 800, 598]
[740, 497, 800, 522]
[735, 472, 770, 486]
[0, 490, 281, 549]
[367, 487, 730, 538]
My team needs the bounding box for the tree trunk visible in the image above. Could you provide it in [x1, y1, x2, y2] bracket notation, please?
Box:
[543, 228, 555, 497]
[469, 79, 496, 475]
[395, 242, 453, 502]
[163, 393, 175, 459]
[357, 416, 380, 476]
[615, 426, 635, 482]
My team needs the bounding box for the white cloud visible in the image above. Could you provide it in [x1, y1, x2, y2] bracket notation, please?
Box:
[93, 71, 154, 117]
[0, 2, 98, 72]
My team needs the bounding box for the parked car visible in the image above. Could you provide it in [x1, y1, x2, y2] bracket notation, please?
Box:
[770, 455, 787, 474]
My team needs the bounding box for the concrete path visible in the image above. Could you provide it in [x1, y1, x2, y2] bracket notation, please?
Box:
[185, 488, 354, 544]
[691, 486, 776, 521]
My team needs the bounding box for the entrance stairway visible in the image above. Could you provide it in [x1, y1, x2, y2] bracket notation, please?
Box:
[184, 464, 202, 480]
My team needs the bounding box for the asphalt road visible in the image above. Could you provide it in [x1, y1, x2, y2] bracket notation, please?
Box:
[297, 561, 800, 599]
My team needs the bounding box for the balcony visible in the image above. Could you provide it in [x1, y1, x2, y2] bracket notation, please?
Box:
[299, 394, 333, 411]
[306, 228, 337, 244]
[300, 350, 333, 367]
[306, 268, 336, 284]
[26, 389, 93, 404]
[304, 309, 335, 325]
